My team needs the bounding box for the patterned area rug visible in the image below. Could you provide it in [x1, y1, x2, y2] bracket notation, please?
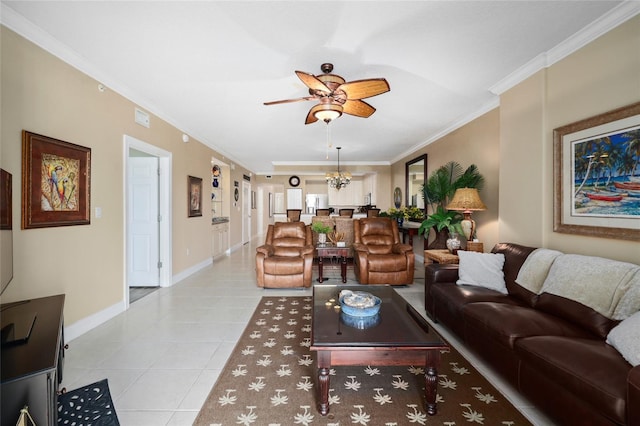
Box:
[195, 296, 532, 425]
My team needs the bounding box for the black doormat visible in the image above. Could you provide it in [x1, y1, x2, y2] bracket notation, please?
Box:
[58, 379, 119, 425]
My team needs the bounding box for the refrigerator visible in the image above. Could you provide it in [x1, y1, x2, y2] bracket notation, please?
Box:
[305, 194, 329, 214]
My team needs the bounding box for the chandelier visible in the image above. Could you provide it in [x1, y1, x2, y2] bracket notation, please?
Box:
[326, 147, 352, 190]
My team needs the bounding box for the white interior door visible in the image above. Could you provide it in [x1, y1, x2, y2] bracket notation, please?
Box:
[242, 181, 251, 244]
[127, 156, 159, 287]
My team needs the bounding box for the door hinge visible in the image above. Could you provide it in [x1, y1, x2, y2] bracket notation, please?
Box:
[158, 214, 162, 222]
[157, 261, 163, 269]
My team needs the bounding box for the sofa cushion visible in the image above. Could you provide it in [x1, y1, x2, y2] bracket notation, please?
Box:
[463, 302, 593, 348]
[515, 248, 563, 294]
[540, 254, 640, 320]
[491, 243, 538, 306]
[536, 293, 620, 339]
[456, 251, 507, 294]
[607, 310, 640, 366]
[515, 336, 630, 425]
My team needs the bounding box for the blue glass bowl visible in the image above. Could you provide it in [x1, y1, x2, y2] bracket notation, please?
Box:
[341, 312, 381, 329]
[339, 291, 382, 317]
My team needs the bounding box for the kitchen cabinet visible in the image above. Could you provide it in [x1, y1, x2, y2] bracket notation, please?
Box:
[328, 179, 363, 206]
[212, 222, 229, 258]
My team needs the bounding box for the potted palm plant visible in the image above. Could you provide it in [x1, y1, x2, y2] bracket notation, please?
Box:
[418, 161, 484, 249]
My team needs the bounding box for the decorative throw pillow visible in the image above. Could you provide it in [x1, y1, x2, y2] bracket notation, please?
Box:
[456, 251, 507, 294]
[515, 248, 563, 294]
[607, 310, 640, 366]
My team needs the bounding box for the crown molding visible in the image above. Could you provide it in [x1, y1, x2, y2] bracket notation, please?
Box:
[0, 3, 251, 173]
[489, 1, 640, 95]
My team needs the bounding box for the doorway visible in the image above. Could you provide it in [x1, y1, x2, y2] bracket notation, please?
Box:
[124, 135, 172, 307]
[242, 181, 251, 245]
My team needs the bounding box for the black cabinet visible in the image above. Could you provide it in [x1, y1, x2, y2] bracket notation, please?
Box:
[1, 294, 65, 426]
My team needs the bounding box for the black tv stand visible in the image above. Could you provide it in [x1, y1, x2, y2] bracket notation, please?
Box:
[1, 295, 65, 425]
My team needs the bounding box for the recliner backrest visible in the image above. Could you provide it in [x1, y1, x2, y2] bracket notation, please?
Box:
[355, 218, 399, 251]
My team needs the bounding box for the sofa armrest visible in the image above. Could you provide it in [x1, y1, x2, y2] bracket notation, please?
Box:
[425, 263, 460, 284]
[300, 245, 315, 256]
[424, 263, 460, 320]
[352, 243, 368, 253]
[628, 365, 640, 424]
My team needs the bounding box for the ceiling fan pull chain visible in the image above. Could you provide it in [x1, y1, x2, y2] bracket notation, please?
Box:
[325, 122, 332, 159]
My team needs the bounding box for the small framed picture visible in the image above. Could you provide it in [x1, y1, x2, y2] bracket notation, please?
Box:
[188, 175, 203, 217]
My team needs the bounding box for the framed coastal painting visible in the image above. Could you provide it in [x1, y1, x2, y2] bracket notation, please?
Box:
[188, 175, 203, 217]
[21, 131, 91, 229]
[553, 102, 640, 241]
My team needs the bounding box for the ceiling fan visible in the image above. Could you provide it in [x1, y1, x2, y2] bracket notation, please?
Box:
[264, 63, 390, 124]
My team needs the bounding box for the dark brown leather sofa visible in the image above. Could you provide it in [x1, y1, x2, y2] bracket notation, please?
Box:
[353, 218, 414, 285]
[255, 222, 314, 288]
[425, 243, 640, 426]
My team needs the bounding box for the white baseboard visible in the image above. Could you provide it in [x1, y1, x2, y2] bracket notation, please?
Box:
[65, 301, 124, 342]
[172, 257, 212, 285]
[66, 257, 213, 342]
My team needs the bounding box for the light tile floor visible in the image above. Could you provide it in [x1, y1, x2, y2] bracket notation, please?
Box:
[62, 237, 556, 425]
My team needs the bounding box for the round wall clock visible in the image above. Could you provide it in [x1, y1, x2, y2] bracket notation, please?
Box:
[234, 188, 239, 201]
[289, 175, 300, 187]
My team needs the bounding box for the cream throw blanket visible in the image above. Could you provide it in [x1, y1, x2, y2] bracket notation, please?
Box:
[515, 248, 563, 294]
[540, 254, 640, 320]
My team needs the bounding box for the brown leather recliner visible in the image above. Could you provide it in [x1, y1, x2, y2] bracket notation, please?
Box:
[256, 222, 314, 288]
[353, 218, 415, 285]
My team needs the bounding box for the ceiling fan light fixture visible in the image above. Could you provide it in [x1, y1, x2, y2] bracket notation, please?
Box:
[311, 102, 343, 123]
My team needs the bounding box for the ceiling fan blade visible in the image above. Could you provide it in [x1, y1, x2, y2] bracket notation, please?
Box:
[304, 107, 319, 125]
[296, 70, 331, 93]
[263, 96, 315, 106]
[343, 99, 376, 118]
[338, 78, 390, 100]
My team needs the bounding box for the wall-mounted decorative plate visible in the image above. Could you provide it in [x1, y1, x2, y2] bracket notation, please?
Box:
[393, 187, 402, 208]
[289, 175, 300, 187]
[234, 188, 239, 201]
[212, 165, 221, 177]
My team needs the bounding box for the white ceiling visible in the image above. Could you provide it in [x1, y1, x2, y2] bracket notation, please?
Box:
[2, 1, 637, 173]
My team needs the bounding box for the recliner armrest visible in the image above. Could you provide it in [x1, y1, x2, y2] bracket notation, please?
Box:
[352, 243, 368, 253]
[256, 244, 274, 257]
[392, 243, 413, 254]
[300, 245, 314, 256]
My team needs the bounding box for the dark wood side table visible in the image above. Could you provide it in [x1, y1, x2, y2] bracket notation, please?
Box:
[311, 285, 448, 416]
[1, 294, 65, 426]
[316, 244, 350, 283]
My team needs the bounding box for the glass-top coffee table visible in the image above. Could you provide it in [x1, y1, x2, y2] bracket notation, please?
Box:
[310, 285, 449, 416]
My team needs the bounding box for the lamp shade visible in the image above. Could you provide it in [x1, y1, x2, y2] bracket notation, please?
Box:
[446, 188, 486, 212]
[311, 103, 343, 122]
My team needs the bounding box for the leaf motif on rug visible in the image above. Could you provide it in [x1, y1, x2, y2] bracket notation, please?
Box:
[195, 296, 532, 425]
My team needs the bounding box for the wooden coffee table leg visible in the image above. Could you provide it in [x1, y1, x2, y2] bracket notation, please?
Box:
[341, 255, 347, 283]
[317, 256, 324, 283]
[424, 351, 440, 415]
[317, 366, 330, 415]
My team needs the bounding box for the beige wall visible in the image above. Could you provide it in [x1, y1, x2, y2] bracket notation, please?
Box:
[393, 15, 639, 264]
[394, 109, 501, 251]
[500, 14, 640, 264]
[0, 27, 235, 325]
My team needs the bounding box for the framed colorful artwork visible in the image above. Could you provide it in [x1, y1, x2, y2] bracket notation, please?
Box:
[553, 102, 640, 241]
[188, 175, 203, 217]
[21, 131, 91, 229]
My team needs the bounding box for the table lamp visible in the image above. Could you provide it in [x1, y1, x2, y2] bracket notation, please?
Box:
[446, 188, 487, 240]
